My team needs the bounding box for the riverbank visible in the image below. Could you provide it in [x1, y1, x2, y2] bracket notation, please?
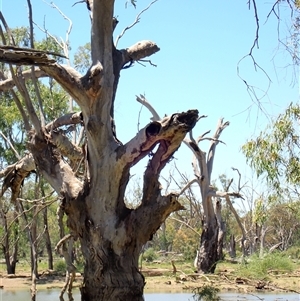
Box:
[1, 268, 299, 295]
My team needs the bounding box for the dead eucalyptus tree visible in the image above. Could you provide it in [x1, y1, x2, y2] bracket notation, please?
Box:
[182, 119, 243, 273]
[136, 95, 243, 273]
[0, 1, 199, 300]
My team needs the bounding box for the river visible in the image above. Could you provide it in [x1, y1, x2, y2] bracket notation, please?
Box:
[1, 289, 300, 301]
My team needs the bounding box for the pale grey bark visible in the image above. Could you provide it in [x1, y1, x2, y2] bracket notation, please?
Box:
[0, 68, 47, 92]
[0, 2, 199, 300]
[184, 119, 244, 273]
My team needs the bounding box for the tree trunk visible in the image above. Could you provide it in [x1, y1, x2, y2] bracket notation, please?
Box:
[225, 195, 247, 257]
[229, 234, 236, 258]
[184, 119, 232, 274]
[80, 241, 144, 301]
[9, 212, 19, 274]
[215, 198, 225, 261]
[198, 219, 219, 273]
[68, 194, 179, 301]
[197, 194, 220, 273]
[259, 224, 267, 258]
[43, 207, 53, 270]
[1, 210, 18, 274]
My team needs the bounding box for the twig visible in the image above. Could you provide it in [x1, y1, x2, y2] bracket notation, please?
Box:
[136, 94, 161, 121]
[0, 131, 21, 160]
[170, 217, 201, 237]
[178, 178, 198, 195]
[55, 233, 73, 252]
[137, 59, 157, 67]
[115, 0, 158, 47]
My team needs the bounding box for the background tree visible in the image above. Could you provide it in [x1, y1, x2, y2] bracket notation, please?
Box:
[136, 95, 244, 273]
[0, 25, 71, 299]
[242, 103, 300, 256]
[267, 202, 300, 251]
[243, 103, 300, 197]
[183, 118, 243, 273]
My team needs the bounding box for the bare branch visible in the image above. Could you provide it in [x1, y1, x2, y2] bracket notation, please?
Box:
[0, 45, 65, 63]
[178, 178, 198, 195]
[232, 167, 245, 191]
[184, 137, 206, 183]
[136, 59, 157, 67]
[0, 163, 15, 179]
[196, 130, 210, 142]
[136, 94, 161, 121]
[51, 130, 83, 163]
[0, 153, 36, 198]
[41, 63, 89, 106]
[46, 1, 73, 58]
[125, 40, 160, 62]
[0, 44, 90, 107]
[55, 233, 73, 252]
[207, 190, 244, 199]
[45, 112, 82, 131]
[248, 0, 260, 53]
[0, 131, 21, 160]
[134, 193, 185, 244]
[266, 0, 281, 20]
[0, 15, 43, 134]
[0, 197, 57, 245]
[17, 191, 55, 205]
[206, 118, 229, 181]
[115, 0, 158, 47]
[170, 217, 201, 237]
[0, 68, 47, 92]
[120, 110, 198, 170]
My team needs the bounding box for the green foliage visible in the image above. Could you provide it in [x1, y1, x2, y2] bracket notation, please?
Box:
[0, 27, 69, 165]
[142, 247, 158, 262]
[124, 177, 142, 209]
[192, 285, 220, 301]
[253, 198, 267, 226]
[8, 27, 30, 47]
[284, 246, 300, 259]
[236, 252, 295, 279]
[74, 43, 91, 74]
[173, 228, 199, 261]
[242, 103, 300, 193]
[54, 259, 66, 273]
[35, 36, 65, 63]
[266, 202, 300, 249]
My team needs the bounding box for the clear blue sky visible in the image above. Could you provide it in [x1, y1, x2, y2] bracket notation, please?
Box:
[1, 1, 299, 193]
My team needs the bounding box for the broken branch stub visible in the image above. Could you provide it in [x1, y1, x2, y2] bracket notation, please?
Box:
[0, 46, 57, 65]
[126, 40, 160, 61]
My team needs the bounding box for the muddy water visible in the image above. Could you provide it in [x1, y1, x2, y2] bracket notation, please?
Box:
[1, 289, 300, 301]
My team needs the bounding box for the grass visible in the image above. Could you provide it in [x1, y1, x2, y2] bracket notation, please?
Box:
[7, 251, 300, 284]
[2, 251, 300, 294]
[235, 252, 296, 280]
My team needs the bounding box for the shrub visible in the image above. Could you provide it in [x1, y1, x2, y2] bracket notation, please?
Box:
[284, 246, 300, 259]
[142, 247, 158, 262]
[54, 259, 66, 273]
[192, 285, 220, 301]
[236, 252, 294, 279]
[173, 229, 198, 261]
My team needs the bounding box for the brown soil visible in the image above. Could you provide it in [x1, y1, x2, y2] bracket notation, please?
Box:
[1, 269, 299, 295]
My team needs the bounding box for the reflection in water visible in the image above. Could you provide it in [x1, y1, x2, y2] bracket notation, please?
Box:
[59, 292, 74, 301]
[1, 290, 300, 301]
